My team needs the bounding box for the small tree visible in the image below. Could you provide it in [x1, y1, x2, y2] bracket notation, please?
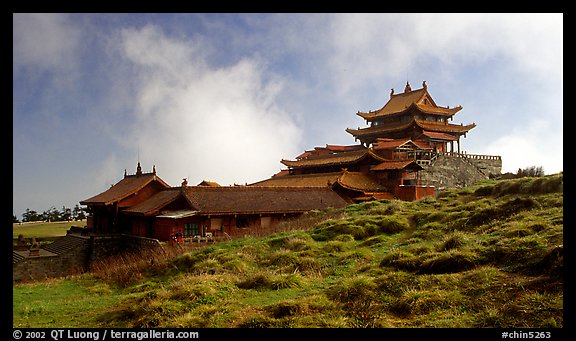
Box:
[22, 208, 41, 222]
[73, 204, 87, 220]
[42, 206, 60, 222]
[61, 206, 72, 221]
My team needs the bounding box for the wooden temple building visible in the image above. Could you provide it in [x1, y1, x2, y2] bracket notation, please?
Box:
[80, 81, 494, 241]
[253, 80, 478, 202]
[80, 163, 348, 240]
[346, 80, 475, 155]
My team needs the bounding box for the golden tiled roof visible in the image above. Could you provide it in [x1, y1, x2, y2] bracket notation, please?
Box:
[251, 171, 389, 193]
[250, 172, 342, 187]
[346, 118, 475, 138]
[197, 180, 221, 187]
[373, 138, 433, 150]
[357, 83, 461, 121]
[337, 171, 388, 192]
[370, 160, 423, 171]
[281, 149, 387, 168]
[295, 144, 366, 160]
[421, 130, 459, 141]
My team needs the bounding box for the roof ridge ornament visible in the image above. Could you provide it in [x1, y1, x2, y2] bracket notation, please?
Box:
[390, 88, 395, 98]
[404, 82, 411, 93]
[422, 80, 427, 89]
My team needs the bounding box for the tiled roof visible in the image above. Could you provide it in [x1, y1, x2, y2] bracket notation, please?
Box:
[421, 130, 459, 141]
[412, 139, 434, 149]
[295, 144, 366, 159]
[325, 144, 366, 152]
[357, 85, 461, 121]
[197, 180, 221, 187]
[125, 186, 348, 216]
[417, 120, 476, 133]
[250, 172, 342, 187]
[186, 186, 348, 215]
[123, 189, 182, 216]
[80, 173, 171, 205]
[373, 138, 432, 150]
[415, 103, 462, 116]
[281, 149, 386, 168]
[370, 160, 423, 171]
[337, 171, 388, 192]
[251, 171, 388, 193]
[346, 118, 475, 138]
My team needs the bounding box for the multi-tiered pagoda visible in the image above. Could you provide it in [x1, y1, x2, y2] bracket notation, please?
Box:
[254, 81, 489, 201]
[346, 80, 475, 154]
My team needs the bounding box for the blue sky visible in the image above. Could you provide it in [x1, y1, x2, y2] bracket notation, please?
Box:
[13, 13, 563, 219]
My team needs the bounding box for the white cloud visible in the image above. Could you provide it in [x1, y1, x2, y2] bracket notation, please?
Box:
[115, 24, 302, 186]
[13, 13, 82, 72]
[481, 116, 563, 175]
[325, 13, 563, 95]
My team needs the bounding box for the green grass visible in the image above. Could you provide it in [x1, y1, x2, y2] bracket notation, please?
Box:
[13, 220, 86, 239]
[13, 174, 563, 328]
[12, 277, 128, 328]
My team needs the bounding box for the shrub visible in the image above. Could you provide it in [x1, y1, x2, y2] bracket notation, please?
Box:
[374, 271, 414, 295]
[322, 240, 350, 252]
[379, 250, 421, 271]
[326, 275, 377, 303]
[418, 250, 477, 274]
[437, 231, 468, 251]
[266, 301, 304, 318]
[236, 272, 303, 290]
[390, 288, 463, 316]
[270, 273, 303, 290]
[236, 273, 272, 289]
[474, 185, 494, 196]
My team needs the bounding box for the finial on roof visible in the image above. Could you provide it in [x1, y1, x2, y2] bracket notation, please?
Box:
[153, 165, 156, 174]
[422, 80, 427, 89]
[404, 81, 411, 93]
[124, 169, 127, 178]
[182, 178, 188, 188]
[390, 88, 395, 98]
[136, 162, 142, 176]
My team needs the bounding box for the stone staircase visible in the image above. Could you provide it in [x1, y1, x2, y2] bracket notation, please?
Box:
[13, 251, 25, 264]
[43, 234, 90, 255]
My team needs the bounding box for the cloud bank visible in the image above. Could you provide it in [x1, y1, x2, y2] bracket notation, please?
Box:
[112, 24, 302, 186]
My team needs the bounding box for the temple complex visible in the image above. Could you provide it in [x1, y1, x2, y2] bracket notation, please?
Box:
[79, 81, 502, 241]
[254, 80, 501, 201]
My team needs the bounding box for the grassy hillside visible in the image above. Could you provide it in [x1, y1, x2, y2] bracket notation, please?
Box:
[13, 174, 563, 328]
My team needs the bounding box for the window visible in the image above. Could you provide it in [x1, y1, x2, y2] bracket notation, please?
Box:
[184, 223, 199, 236]
[236, 217, 250, 228]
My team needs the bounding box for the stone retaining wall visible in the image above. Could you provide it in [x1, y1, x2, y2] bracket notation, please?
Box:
[13, 234, 163, 283]
[421, 153, 502, 190]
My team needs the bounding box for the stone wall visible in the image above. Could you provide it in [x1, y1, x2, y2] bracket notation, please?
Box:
[13, 235, 90, 282]
[420, 153, 502, 191]
[13, 234, 163, 283]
